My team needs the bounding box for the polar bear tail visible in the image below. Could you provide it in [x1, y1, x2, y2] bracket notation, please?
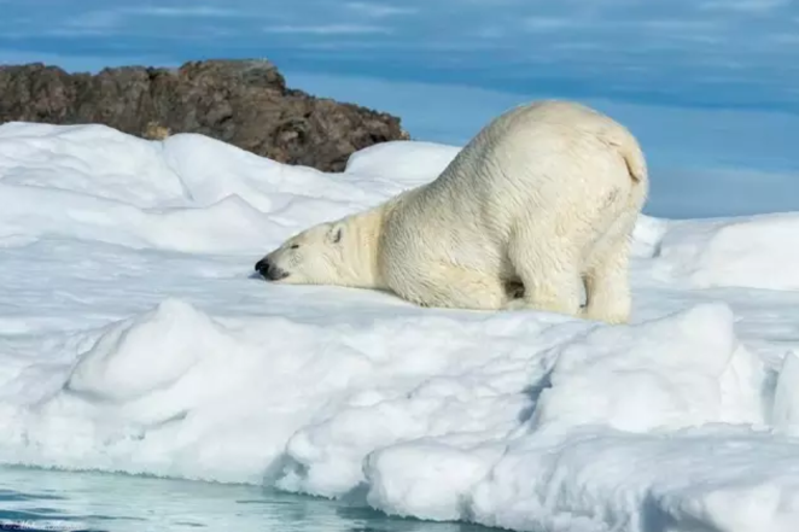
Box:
[619, 141, 647, 184]
[600, 128, 648, 184]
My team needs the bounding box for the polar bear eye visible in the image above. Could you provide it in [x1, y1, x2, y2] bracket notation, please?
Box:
[290, 244, 300, 250]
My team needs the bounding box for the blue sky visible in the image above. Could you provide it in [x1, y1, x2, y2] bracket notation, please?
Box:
[1, 0, 798, 218]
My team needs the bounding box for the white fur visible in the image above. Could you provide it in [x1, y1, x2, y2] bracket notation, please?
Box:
[257, 100, 649, 324]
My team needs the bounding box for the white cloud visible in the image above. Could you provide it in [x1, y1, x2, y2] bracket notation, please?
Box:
[53, 6, 246, 36]
[522, 16, 583, 31]
[549, 41, 610, 51]
[130, 6, 242, 18]
[343, 2, 417, 18]
[641, 19, 725, 32]
[699, 0, 789, 12]
[58, 10, 132, 35]
[264, 24, 392, 35]
[64, 11, 121, 30]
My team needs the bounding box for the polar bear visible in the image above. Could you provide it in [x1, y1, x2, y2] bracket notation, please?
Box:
[254, 100, 648, 324]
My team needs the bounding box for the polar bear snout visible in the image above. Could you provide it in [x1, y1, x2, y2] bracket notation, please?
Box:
[254, 257, 290, 281]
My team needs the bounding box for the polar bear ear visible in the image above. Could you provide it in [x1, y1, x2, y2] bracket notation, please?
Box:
[327, 224, 343, 244]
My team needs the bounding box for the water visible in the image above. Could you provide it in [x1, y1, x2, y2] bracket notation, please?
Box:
[0, 466, 500, 532]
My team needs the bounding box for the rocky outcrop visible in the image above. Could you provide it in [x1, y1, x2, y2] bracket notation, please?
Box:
[0, 59, 410, 172]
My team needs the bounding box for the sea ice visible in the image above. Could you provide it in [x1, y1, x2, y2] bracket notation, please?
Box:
[1, 122, 798, 532]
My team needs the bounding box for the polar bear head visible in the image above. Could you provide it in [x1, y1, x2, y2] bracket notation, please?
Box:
[255, 221, 350, 286]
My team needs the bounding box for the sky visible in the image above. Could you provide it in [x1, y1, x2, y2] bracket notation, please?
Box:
[0, 0, 798, 218]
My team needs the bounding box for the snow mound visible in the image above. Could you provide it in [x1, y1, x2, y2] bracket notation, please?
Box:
[1, 122, 799, 532]
[531, 303, 764, 433]
[344, 139, 460, 187]
[358, 304, 788, 530]
[465, 429, 799, 532]
[630, 214, 670, 258]
[65, 298, 226, 404]
[0, 182, 276, 253]
[0, 122, 186, 208]
[647, 212, 799, 291]
[0, 123, 407, 254]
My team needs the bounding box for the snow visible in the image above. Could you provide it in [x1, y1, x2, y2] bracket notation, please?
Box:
[640, 212, 799, 291]
[1, 121, 799, 532]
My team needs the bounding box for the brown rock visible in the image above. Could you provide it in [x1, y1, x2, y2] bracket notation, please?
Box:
[0, 59, 410, 172]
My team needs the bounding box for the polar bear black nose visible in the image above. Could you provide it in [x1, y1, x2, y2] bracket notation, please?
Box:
[254, 258, 290, 281]
[255, 258, 270, 274]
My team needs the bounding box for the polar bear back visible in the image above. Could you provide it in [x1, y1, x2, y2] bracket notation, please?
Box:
[433, 100, 644, 217]
[379, 100, 647, 279]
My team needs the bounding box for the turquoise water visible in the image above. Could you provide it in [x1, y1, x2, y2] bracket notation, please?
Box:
[0, 466, 500, 532]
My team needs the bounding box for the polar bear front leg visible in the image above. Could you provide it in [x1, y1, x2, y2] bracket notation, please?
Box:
[506, 227, 583, 318]
[389, 264, 512, 311]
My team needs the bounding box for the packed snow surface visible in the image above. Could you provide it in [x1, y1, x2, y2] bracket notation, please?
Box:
[1, 121, 799, 532]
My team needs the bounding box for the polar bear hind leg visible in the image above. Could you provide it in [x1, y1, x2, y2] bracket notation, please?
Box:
[505, 222, 584, 318]
[581, 230, 633, 324]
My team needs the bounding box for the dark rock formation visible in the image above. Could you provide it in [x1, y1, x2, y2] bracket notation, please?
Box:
[0, 59, 410, 172]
